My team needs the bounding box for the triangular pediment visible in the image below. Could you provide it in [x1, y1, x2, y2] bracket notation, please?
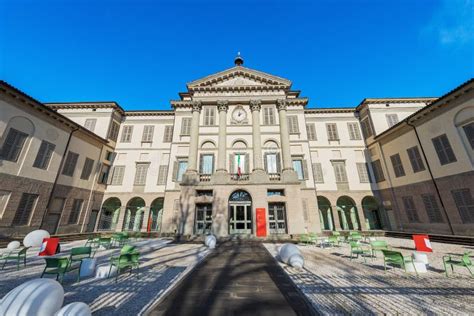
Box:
[187, 66, 292, 89]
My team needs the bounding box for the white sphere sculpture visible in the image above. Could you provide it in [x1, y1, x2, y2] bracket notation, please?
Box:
[55, 302, 91, 316]
[279, 243, 304, 269]
[204, 235, 216, 249]
[7, 241, 20, 250]
[23, 230, 50, 248]
[0, 278, 64, 316]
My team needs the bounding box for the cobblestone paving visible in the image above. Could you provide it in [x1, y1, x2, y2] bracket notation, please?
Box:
[264, 237, 474, 315]
[0, 239, 210, 315]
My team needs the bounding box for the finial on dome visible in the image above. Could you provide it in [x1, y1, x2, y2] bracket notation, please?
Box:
[234, 52, 244, 66]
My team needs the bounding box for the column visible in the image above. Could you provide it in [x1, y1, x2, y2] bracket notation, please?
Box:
[276, 99, 292, 170]
[186, 101, 202, 173]
[250, 99, 263, 170]
[216, 100, 228, 172]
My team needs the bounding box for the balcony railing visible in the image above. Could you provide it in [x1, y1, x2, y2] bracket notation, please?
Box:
[268, 173, 281, 181]
[230, 173, 250, 181]
[199, 174, 212, 182]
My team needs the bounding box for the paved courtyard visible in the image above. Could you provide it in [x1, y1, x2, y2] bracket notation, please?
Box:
[0, 238, 210, 315]
[265, 237, 474, 315]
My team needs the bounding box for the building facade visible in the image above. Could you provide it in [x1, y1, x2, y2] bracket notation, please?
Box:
[1, 59, 473, 238]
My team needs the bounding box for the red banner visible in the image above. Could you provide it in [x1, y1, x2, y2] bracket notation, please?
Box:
[38, 237, 60, 256]
[412, 234, 432, 252]
[256, 208, 267, 237]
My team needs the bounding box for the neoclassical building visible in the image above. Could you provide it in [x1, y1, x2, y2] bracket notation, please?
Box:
[0, 57, 473, 238]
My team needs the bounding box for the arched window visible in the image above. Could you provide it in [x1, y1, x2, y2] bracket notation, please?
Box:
[229, 190, 252, 202]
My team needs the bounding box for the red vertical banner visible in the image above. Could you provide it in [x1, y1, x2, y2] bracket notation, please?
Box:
[256, 208, 267, 237]
[38, 238, 60, 256]
[412, 234, 433, 252]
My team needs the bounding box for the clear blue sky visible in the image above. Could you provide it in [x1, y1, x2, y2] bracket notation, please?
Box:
[1, 0, 473, 110]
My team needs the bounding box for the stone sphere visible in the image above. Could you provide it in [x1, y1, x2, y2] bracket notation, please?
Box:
[23, 230, 50, 248]
[55, 302, 91, 316]
[205, 235, 216, 249]
[0, 278, 64, 316]
[7, 241, 20, 250]
[288, 254, 304, 269]
[279, 243, 304, 268]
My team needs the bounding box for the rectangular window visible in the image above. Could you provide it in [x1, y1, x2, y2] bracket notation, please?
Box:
[312, 162, 324, 183]
[407, 146, 425, 173]
[293, 160, 304, 180]
[265, 153, 278, 174]
[422, 194, 444, 223]
[287, 116, 299, 134]
[463, 122, 474, 149]
[33, 140, 55, 170]
[452, 189, 474, 223]
[108, 121, 120, 141]
[0, 128, 28, 162]
[196, 190, 213, 197]
[402, 196, 420, 222]
[176, 160, 188, 182]
[234, 153, 248, 174]
[134, 163, 149, 185]
[120, 125, 134, 143]
[371, 159, 385, 183]
[306, 123, 317, 140]
[360, 118, 373, 138]
[157, 165, 168, 185]
[98, 164, 110, 184]
[68, 199, 83, 224]
[386, 114, 399, 128]
[203, 107, 216, 126]
[332, 161, 348, 183]
[163, 126, 173, 143]
[267, 189, 285, 196]
[62, 151, 79, 177]
[80, 158, 95, 180]
[347, 122, 362, 140]
[142, 125, 154, 142]
[432, 134, 457, 165]
[200, 154, 214, 175]
[13, 193, 38, 225]
[356, 163, 370, 183]
[110, 165, 125, 185]
[84, 119, 97, 132]
[326, 123, 339, 141]
[181, 118, 192, 135]
[390, 153, 405, 177]
[263, 107, 275, 125]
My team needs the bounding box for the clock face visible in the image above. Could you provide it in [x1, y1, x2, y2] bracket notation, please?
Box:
[232, 107, 247, 122]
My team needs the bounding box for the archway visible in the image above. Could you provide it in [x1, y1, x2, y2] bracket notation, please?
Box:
[317, 196, 334, 231]
[228, 190, 252, 234]
[362, 196, 382, 230]
[148, 198, 164, 232]
[98, 197, 121, 231]
[336, 196, 361, 230]
[123, 197, 146, 231]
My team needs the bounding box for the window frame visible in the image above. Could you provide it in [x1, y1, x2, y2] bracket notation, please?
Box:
[33, 140, 56, 170]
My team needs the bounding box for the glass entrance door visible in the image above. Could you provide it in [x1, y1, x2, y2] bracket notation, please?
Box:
[229, 204, 252, 234]
[268, 203, 287, 235]
[195, 204, 213, 235]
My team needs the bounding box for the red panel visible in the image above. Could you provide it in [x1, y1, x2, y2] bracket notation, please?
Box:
[38, 238, 60, 256]
[256, 208, 267, 237]
[412, 234, 432, 252]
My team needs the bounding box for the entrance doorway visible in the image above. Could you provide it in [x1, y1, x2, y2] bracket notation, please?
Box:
[229, 190, 252, 235]
[268, 203, 287, 235]
[195, 203, 213, 235]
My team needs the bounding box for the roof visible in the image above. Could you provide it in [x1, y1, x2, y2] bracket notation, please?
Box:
[355, 97, 437, 111]
[45, 101, 126, 115]
[0, 80, 109, 144]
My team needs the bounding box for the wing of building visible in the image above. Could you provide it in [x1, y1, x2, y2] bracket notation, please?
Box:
[1, 58, 473, 238]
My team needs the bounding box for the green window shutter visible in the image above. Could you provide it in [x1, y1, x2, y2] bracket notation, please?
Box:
[172, 161, 178, 182]
[276, 153, 281, 172]
[244, 153, 249, 173]
[229, 154, 235, 174]
[302, 159, 309, 180]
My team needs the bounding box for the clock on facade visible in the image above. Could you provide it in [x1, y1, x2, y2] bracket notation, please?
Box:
[232, 106, 247, 123]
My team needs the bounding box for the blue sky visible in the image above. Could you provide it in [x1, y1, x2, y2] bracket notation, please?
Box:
[1, 0, 473, 110]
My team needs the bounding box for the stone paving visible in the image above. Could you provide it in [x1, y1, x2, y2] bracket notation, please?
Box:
[264, 237, 474, 315]
[0, 238, 210, 315]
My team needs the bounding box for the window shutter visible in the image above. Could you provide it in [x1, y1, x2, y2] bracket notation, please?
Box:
[199, 154, 204, 174]
[302, 159, 309, 180]
[229, 154, 235, 173]
[157, 165, 168, 185]
[306, 124, 316, 140]
[263, 153, 268, 172]
[142, 125, 154, 142]
[172, 161, 178, 181]
[313, 163, 324, 183]
[463, 122, 474, 149]
[422, 194, 444, 223]
[13, 193, 38, 225]
[245, 153, 249, 173]
[451, 189, 474, 223]
[276, 152, 281, 172]
[211, 154, 215, 173]
[84, 119, 97, 132]
[181, 118, 192, 135]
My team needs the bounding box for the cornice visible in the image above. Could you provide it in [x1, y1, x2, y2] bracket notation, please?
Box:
[305, 108, 355, 114]
[45, 102, 126, 115]
[125, 110, 175, 116]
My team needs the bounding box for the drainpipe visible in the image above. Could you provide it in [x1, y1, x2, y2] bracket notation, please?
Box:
[406, 122, 455, 235]
[40, 127, 79, 232]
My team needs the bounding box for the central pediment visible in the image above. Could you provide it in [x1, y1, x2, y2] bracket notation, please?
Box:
[186, 66, 292, 90]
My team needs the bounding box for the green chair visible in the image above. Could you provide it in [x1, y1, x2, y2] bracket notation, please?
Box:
[349, 241, 370, 262]
[112, 233, 129, 247]
[85, 235, 100, 248]
[443, 252, 473, 277]
[299, 234, 311, 245]
[381, 249, 418, 276]
[370, 240, 389, 258]
[308, 233, 318, 245]
[327, 235, 339, 247]
[98, 237, 112, 249]
[109, 245, 140, 282]
[69, 246, 92, 281]
[1, 247, 30, 270]
[41, 257, 70, 283]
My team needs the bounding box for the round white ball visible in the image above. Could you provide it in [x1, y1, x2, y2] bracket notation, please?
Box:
[0, 278, 64, 316]
[7, 241, 20, 250]
[204, 235, 217, 249]
[279, 243, 301, 264]
[55, 302, 91, 316]
[23, 230, 50, 248]
[288, 254, 304, 269]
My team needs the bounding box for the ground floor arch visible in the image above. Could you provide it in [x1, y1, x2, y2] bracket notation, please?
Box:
[98, 197, 122, 231]
[148, 198, 164, 232]
[123, 197, 146, 231]
[362, 196, 383, 230]
[317, 196, 334, 231]
[228, 190, 253, 235]
[337, 196, 361, 230]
